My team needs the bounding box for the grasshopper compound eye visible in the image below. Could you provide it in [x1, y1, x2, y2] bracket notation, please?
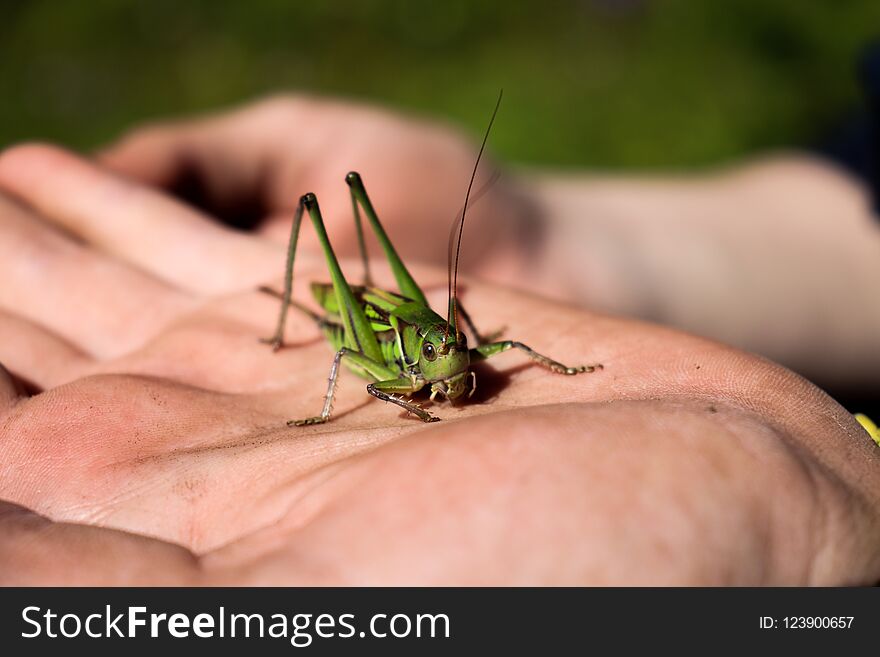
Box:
[422, 342, 437, 361]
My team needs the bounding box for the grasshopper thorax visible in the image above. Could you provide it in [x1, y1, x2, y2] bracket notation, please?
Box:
[419, 326, 471, 401]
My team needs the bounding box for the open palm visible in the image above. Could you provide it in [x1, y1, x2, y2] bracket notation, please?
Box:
[0, 144, 878, 585]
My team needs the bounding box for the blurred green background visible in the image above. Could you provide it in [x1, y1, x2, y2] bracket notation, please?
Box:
[2, 0, 878, 169]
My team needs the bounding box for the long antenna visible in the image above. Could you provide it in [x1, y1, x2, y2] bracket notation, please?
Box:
[445, 169, 501, 302]
[445, 89, 503, 344]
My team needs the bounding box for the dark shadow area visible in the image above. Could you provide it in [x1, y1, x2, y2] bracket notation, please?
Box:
[465, 360, 531, 405]
[830, 388, 880, 420]
[8, 370, 42, 397]
[168, 157, 270, 231]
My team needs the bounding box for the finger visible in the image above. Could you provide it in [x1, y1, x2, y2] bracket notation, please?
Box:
[0, 311, 92, 389]
[97, 97, 311, 225]
[0, 501, 200, 585]
[0, 193, 191, 357]
[98, 101, 273, 192]
[97, 119, 201, 188]
[0, 144, 285, 294]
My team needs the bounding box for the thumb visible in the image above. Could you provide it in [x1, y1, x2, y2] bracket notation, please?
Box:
[95, 97, 303, 203]
[96, 122, 186, 188]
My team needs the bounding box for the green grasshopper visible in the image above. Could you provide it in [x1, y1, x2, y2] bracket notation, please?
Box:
[260, 94, 601, 425]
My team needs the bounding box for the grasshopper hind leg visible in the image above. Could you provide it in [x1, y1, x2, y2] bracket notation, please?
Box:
[456, 301, 505, 346]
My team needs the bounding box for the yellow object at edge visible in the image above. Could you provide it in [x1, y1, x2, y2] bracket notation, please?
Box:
[854, 413, 880, 446]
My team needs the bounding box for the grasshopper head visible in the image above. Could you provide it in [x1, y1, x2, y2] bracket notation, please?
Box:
[420, 328, 471, 401]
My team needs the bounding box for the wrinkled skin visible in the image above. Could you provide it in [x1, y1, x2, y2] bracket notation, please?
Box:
[98, 95, 880, 393]
[0, 139, 878, 585]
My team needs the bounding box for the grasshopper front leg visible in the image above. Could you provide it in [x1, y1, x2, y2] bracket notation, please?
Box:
[368, 379, 440, 423]
[471, 341, 602, 375]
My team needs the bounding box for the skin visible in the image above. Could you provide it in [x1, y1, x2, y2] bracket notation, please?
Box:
[97, 95, 880, 394]
[0, 143, 878, 585]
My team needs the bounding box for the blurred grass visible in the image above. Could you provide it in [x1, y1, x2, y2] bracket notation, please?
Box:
[1, 0, 878, 169]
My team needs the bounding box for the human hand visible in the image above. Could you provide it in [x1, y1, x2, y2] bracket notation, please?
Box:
[96, 97, 880, 392]
[0, 144, 878, 585]
[98, 95, 536, 285]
